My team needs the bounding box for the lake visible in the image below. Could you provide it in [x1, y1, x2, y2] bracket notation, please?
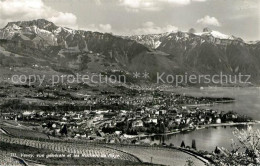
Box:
[148, 124, 260, 152]
[168, 87, 260, 119]
[149, 87, 260, 151]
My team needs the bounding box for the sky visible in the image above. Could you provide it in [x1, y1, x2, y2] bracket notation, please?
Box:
[0, 0, 259, 41]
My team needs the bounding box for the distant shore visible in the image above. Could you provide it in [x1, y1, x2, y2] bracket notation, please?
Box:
[125, 121, 260, 139]
[196, 121, 260, 129]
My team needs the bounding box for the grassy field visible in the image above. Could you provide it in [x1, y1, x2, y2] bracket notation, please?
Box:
[1, 126, 51, 140]
[107, 145, 206, 166]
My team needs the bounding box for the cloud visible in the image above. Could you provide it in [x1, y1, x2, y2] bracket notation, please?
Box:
[48, 12, 77, 28]
[95, 0, 102, 5]
[119, 0, 208, 11]
[192, 0, 207, 2]
[164, 0, 190, 5]
[143, 21, 155, 27]
[197, 15, 221, 27]
[131, 21, 178, 35]
[83, 24, 112, 33]
[119, 0, 160, 12]
[0, 0, 78, 28]
[99, 24, 112, 32]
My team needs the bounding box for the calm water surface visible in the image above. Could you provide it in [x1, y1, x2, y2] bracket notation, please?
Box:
[149, 87, 260, 151]
[170, 87, 260, 119]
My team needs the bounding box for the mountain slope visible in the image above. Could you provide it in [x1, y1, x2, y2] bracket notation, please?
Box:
[0, 19, 181, 84]
[127, 30, 260, 82]
[0, 19, 260, 85]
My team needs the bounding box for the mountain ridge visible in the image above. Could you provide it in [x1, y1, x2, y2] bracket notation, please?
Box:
[0, 19, 260, 86]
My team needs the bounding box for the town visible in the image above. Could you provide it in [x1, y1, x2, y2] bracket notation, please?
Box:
[0, 83, 251, 144]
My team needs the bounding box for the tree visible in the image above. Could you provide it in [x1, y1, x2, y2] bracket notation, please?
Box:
[219, 127, 260, 165]
[192, 139, 197, 150]
[60, 124, 68, 136]
[214, 146, 220, 154]
[181, 140, 186, 148]
[232, 127, 260, 164]
[51, 130, 56, 136]
[159, 122, 166, 133]
[37, 87, 44, 96]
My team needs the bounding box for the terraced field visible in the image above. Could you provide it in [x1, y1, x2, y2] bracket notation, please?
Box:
[0, 134, 141, 163]
[0, 125, 210, 165]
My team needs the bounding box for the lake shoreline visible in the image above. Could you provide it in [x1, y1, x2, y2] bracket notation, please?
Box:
[125, 121, 260, 140]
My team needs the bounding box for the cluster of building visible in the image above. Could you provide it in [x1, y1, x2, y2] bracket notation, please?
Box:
[1, 90, 250, 143]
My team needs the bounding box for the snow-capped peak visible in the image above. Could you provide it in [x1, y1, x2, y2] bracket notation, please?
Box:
[5, 24, 21, 31]
[195, 30, 235, 40]
[211, 31, 235, 40]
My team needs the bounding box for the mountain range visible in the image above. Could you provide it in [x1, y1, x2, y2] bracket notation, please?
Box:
[0, 19, 260, 86]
